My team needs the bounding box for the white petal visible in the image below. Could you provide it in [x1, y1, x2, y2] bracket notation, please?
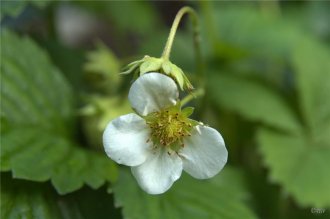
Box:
[103, 113, 151, 166]
[131, 148, 182, 194]
[128, 72, 178, 116]
[179, 125, 228, 179]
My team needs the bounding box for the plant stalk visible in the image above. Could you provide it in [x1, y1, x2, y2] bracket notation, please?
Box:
[161, 6, 204, 86]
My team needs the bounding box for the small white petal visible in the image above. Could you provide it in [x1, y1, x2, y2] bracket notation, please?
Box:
[180, 125, 228, 179]
[103, 113, 151, 166]
[131, 148, 182, 194]
[128, 72, 179, 116]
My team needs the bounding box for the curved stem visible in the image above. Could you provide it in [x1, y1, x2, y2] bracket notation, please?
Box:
[162, 7, 194, 60]
[161, 6, 205, 86]
[161, 6, 206, 117]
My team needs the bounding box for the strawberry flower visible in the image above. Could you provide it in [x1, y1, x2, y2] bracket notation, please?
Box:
[103, 73, 228, 194]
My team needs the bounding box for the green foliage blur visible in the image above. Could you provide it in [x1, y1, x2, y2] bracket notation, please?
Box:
[1, 1, 330, 219]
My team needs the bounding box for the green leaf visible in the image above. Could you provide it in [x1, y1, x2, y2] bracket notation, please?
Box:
[1, 30, 117, 194]
[1, 173, 120, 219]
[258, 128, 330, 208]
[209, 74, 301, 133]
[202, 4, 308, 86]
[292, 39, 330, 143]
[257, 39, 330, 208]
[208, 5, 302, 58]
[206, 4, 330, 208]
[113, 167, 258, 219]
[1, 174, 69, 219]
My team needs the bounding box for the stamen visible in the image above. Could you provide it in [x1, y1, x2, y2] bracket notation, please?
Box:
[145, 105, 195, 152]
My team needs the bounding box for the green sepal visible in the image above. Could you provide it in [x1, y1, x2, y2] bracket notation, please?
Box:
[120, 59, 144, 75]
[120, 55, 194, 91]
[181, 70, 194, 91]
[170, 63, 185, 90]
[188, 119, 201, 127]
[173, 100, 182, 110]
[168, 62, 194, 91]
[181, 107, 194, 117]
[140, 57, 162, 74]
[162, 60, 172, 74]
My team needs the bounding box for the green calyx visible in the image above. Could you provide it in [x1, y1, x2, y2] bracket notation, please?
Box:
[144, 104, 199, 152]
[120, 56, 194, 91]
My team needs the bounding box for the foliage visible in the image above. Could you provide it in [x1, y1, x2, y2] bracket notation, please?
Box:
[257, 39, 330, 208]
[209, 74, 300, 133]
[113, 167, 257, 219]
[207, 5, 330, 209]
[1, 173, 119, 219]
[1, 31, 117, 195]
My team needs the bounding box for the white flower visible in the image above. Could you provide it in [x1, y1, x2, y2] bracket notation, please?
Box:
[103, 73, 228, 194]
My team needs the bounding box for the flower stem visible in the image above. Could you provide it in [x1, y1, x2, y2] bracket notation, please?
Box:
[181, 88, 205, 107]
[162, 7, 192, 60]
[161, 6, 204, 85]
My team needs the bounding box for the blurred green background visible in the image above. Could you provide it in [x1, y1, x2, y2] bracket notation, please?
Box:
[1, 1, 330, 219]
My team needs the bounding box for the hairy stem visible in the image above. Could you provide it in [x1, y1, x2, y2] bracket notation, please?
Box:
[161, 6, 204, 85]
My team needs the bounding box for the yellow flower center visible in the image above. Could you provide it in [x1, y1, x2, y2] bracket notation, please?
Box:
[145, 105, 196, 150]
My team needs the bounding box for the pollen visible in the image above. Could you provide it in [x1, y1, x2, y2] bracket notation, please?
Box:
[145, 105, 194, 150]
